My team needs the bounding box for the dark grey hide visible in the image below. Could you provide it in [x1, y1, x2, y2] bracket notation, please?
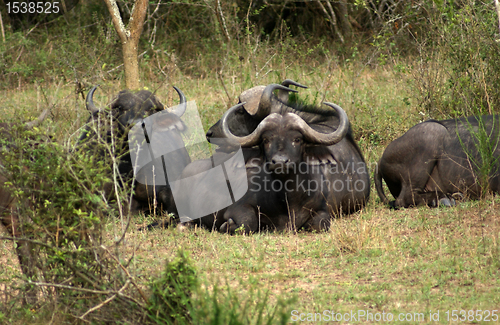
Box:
[197, 83, 369, 234]
[80, 86, 190, 216]
[175, 146, 262, 231]
[375, 115, 500, 208]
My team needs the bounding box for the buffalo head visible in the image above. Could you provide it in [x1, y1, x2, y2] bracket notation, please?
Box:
[206, 80, 306, 142]
[216, 100, 358, 234]
[85, 86, 186, 136]
[190, 81, 368, 234]
[220, 102, 349, 170]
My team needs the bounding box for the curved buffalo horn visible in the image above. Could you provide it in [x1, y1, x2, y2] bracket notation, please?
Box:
[24, 108, 50, 130]
[86, 85, 100, 114]
[287, 102, 349, 145]
[279, 79, 307, 102]
[221, 102, 281, 147]
[171, 86, 187, 117]
[255, 84, 297, 120]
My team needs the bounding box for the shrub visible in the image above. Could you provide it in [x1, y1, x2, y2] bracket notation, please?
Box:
[409, 1, 500, 118]
[0, 125, 147, 322]
[147, 249, 294, 325]
[148, 249, 198, 324]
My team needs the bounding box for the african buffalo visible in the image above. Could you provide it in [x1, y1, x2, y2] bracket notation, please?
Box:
[193, 83, 370, 233]
[0, 108, 50, 304]
[169, 80, 306, 230]
[375, 115, 500, 208]
[206, 79, 307, 141]
[80, 86, 190, 216]
[173, 145, 261, 231]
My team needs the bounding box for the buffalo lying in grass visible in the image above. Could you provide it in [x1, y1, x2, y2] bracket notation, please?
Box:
[80, 86, 190, 217]
[375, 115, 500, 208]
[183, 82, 369, 233]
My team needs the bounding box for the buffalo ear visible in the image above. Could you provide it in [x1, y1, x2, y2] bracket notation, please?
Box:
[238, 86, 266, 115]
[149, 98, 164, 112]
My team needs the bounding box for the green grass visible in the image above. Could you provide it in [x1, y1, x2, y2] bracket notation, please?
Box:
[122, 202, 500, 323]
[1, 55, 500, 324]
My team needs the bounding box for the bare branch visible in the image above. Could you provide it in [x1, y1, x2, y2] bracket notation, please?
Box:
[79, 280, 131, 320]
[216, 0, 231, 42]
[102, 245, 149, 303]
[217, 70, 231, 107]
[316, 0, 344, 43]
[29, 281, 112, 295]
[102, 0, 129, 42]
[148, 0, 162, 48]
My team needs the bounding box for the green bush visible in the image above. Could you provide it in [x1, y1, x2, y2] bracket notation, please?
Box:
[408, 1, 500, 118]
[148, 249, 294, 325]
[148, 249, 198, 324]
[0, 125, 147, 322]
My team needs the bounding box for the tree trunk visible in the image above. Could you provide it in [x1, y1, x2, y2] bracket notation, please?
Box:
[0, 177, 38, 305]
[122, 40, 140, 90]
[102, 0, 148, 90]
[0, 7, 5, 42]
[333, 0, 352, 40]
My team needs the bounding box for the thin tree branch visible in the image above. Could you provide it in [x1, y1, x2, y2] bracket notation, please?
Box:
[102, 0, 128, 42]
[325, 1, 344, 43]
[216, 0, 231, 42]
[217, 70, 231, 107]
[316, 0, 344, 43]
[29, 281, 112, 294]
[101, 245, 149, 303]
[78, 280, 131, 320]
[495, 0, 500, 35]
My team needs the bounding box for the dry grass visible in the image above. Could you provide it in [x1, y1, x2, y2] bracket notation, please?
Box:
[115, 201, 500, 316]
[1, 59, 500, 323]
[2, 199, 500, 322]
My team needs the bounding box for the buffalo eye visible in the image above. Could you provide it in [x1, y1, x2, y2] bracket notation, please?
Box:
[262, 138, 270, 145]
[293, 137, 302, 144]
